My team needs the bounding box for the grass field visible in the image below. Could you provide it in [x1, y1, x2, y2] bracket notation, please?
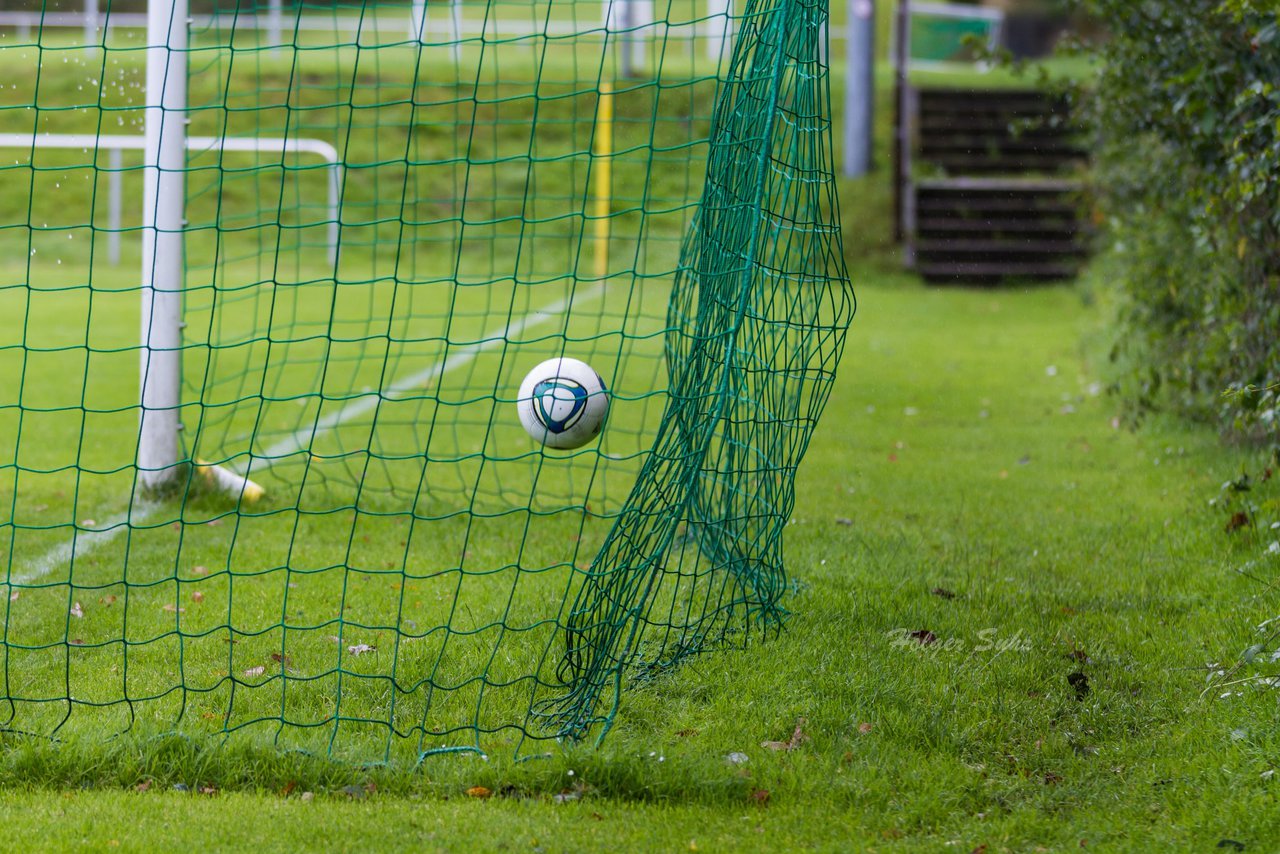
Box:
[4, 257, 1280, 850]
[5, 4, 1280, 851]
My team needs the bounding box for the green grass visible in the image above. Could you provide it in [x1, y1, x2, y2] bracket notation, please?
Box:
[5, 8, 1280, 851]
[4, 268, 1280, 850]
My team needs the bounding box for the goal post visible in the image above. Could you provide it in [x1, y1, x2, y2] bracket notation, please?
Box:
[1, 0, 854, 760]
[137, 0, 265, 501]
[137, 0, 188, 494]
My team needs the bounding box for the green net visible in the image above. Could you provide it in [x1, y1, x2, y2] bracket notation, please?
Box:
[0, 0, 852, 761]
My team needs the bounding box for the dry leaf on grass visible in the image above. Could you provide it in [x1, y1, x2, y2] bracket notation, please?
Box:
[243, 665, 265, 678]
[465, 786, 492, 799]
[69, 602, 83, 619]
[762, 717, 809, 751]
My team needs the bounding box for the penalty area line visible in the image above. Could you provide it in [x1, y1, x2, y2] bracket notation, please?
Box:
[10, 282, 606, 586]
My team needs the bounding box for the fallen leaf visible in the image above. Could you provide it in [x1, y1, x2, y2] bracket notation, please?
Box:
[192, 591, 204, 604]
[135, 780, 152, 793]
[466, 786, 492, 799]
[99, 595, 116, 606]
[192, 566, 208, 576]
[70, 601, 84, 619]
[347, 643, 376, 656]
[1044, 771, 1063, 785]
[300, 791, 314, 803]
[162, 603, 185, 614]
[280, 781, 297, 798]
[1226, 512, 1251, 533]
[198, 785, 217, 796]
[271, 652, 293, 666]
[858, 722, 874, 735]
[762, 717, 808, 751]
[931, 587, 957, 600]
[676, 728, 698, 738]
[243, 665, 266, 678]
[9, 590, 18, 602]
[70, 638, 84, 645]
[748, 788, 770, 805]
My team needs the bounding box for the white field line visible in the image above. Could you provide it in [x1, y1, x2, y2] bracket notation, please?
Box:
[10, 283, 605, 585]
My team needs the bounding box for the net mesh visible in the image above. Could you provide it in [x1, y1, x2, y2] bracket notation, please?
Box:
[0, 0, 852, 761]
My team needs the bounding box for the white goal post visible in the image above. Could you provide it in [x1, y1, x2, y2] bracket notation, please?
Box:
[0, 133, 342, 268]
[138, 0, 189, 495]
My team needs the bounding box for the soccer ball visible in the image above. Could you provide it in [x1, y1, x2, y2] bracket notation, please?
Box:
[516, 357, 610, 450]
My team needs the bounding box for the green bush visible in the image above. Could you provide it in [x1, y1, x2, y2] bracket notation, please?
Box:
[1080, 0, 1280, 441]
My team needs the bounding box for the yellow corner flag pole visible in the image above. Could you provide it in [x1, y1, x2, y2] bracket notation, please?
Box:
[593, 82, 614, 281]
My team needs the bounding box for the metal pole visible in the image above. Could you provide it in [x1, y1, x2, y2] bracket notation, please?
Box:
[706, 0, 731, 61]
[450, 0, 462, 63]
[138, 0, 189, 493]
[629, 0, 649, 75]
[892, 0, 909, 243]
[843, 0, 874, 177]
[84, 0, 97, 45]
[619, 0, 632, 78]
[411, 0, 426, 41]
[108, 147, 122, 265]
[268, 0, 282, 56]
[327, 163, 340, 267]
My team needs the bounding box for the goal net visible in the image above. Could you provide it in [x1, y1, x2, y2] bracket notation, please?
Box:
[0, 0, 852, 761]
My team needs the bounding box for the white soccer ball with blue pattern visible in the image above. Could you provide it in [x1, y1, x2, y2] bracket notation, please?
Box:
[516, 357, 610, 450]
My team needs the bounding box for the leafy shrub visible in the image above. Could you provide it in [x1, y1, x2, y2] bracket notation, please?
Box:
[1077, 0, 1280, 443]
